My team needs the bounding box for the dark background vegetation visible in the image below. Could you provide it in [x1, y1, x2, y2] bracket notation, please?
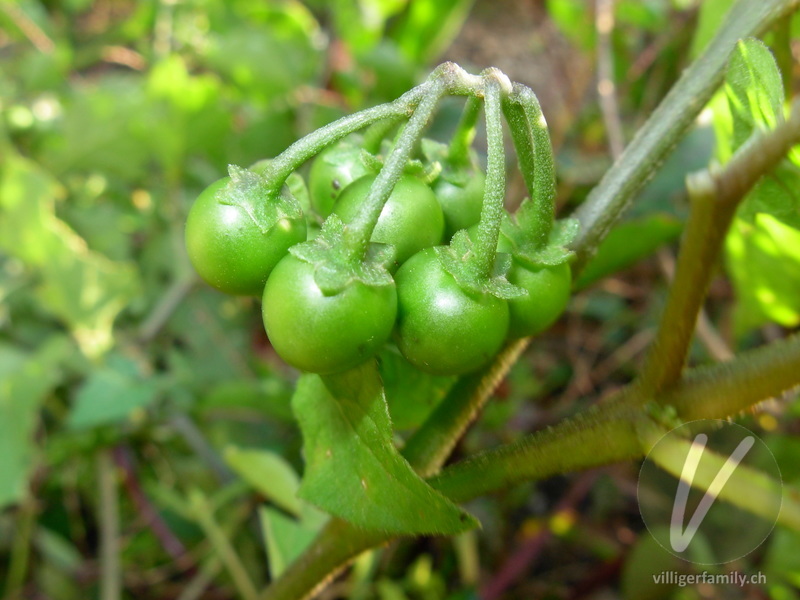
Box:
[2, 1, 800, 599]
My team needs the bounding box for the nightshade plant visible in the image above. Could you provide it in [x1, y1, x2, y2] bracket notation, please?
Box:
[179, 1, 800, 598]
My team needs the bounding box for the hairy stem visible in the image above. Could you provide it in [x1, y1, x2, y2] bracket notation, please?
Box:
[348, 79, 446, 257]
[662, 332, 800, 420]
[511, 84, 557, 246]
[263, 86, 427, 193]
[448, 96, 482, 166]
[428, 393, 644, 503]
[473, 71, 508, 277]
[570, 0, 800, 272]
[639, 97, 800, 394]
[430, 328, 800, 504]
[502, 95, 536, 202]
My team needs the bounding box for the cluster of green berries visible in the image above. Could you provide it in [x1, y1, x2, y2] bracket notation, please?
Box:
[185, 136, 571, 377]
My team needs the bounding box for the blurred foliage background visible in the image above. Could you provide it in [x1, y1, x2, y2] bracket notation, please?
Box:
[2, 0, 800, 599]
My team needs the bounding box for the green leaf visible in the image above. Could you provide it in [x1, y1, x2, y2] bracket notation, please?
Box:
[0, 155, 140, 357]
[717, 38, 800, 228]
[331, 0, 405, 55]
[725, 38, 784, 150]
[292, 362, 477, 534]
[736, 163, 800, 229]
[391, 0, 474, 63]
[725, 214, 800, 335]
[205, 13, 321, 102]
[0, 337, 70, 509]
[68, 356, 159, 429]
[224, 446, 302, 516]
[576, 215, 683, 289]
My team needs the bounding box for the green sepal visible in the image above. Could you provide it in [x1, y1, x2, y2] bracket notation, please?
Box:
[219, 165, 304, 234]
[435, 230, 526, 300]
[502, 210, 579, 269]
[289, 215, 394, 295]
[248, 159, 311, 215]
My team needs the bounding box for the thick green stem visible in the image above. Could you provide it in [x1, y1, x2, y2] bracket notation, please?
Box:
[637, 188, 737, 394]
[430, 327, 800, 503]
[348, 79, 447, 258]
[570, 0, 800, 272]
[448, 96, 482, 167]
[639, 97, 800, 394]
[402, 338, 530, 477]
[662, 332, 800, 421]
[428, 393, 644, 503]
[508, 84, 556, 246]
[472, 71, 507, 278]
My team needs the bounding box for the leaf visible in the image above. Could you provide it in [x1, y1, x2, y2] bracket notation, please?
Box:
[725, 38, 784, 150]
[292, 362, 477, 534]
[224, 446, 302, 516]
[0, 155, 140, 357]
[576, 215, 683, 289]
[205, 12, 322, 102]
[391, 0, 473, 62]
[0, 337, 70, 509]
[716, 38, 800, 228]
[330, 0, 401, 55]
[68, 356, 159, 429]
[725, 213, 800, 336]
